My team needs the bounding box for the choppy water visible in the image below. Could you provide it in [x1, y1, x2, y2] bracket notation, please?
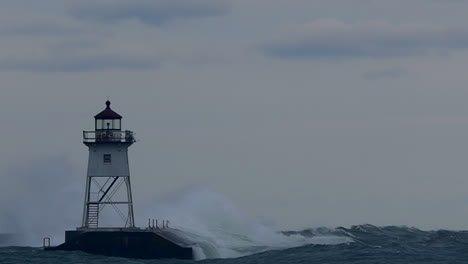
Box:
[2, 225, 468, 263]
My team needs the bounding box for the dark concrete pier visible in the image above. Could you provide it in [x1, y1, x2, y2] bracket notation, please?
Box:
[45, 228, 193, 260]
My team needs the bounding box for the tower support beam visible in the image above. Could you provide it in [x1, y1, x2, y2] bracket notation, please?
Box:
[99, 177, 119, 202]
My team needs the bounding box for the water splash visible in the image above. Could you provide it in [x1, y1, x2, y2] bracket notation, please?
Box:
[142, 186, 352, 259]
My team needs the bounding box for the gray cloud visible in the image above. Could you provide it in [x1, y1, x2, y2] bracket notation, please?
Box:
[0, 12, 84, 36]
[0, 1, 230, 73]
[363, 68, 409, 80]
[0, 21, 79, 36]
[0, 54, 160, 72]
[0, 20, 162, 72]
[68, 0, 230, 25]
[262, 20, 468, 59]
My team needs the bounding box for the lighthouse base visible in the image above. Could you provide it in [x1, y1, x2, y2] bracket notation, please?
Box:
[45, 228, 194, 260]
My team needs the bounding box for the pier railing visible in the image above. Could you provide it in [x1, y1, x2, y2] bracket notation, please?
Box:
[83, 130, 135, 143]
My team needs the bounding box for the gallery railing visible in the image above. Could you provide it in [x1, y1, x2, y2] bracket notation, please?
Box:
[83, 130, 135, 143]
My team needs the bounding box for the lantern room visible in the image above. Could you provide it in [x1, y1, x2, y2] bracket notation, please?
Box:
[83, 100, 134, 144]
[94, 100, 122, 131]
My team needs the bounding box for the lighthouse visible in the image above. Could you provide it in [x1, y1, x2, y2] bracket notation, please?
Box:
[82, 100, 135, 228]
[45, 101, 194, 260]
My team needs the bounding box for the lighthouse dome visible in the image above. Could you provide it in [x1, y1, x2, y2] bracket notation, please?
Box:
[94, 100, 122, 119]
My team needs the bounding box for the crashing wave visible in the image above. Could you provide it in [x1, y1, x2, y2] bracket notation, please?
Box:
[143, 186, 353, 259]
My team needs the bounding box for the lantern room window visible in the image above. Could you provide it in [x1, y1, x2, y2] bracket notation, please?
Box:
[104, 119, 113, 129]
[95, 119, 122, 130]
[96, 120, 103, 130]
[114, 119, 121, 130]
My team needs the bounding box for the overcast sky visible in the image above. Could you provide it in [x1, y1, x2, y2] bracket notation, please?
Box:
[3, 0, 468, 235]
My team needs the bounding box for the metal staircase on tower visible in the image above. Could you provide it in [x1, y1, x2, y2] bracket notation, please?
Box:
[86, 203, 99, 228]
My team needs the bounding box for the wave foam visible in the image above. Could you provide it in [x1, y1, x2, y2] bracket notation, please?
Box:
[142, 186, 352, 259]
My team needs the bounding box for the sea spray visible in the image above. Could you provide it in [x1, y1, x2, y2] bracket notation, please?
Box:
[0, 157, 82, 247]
[141, 186, 352, 259]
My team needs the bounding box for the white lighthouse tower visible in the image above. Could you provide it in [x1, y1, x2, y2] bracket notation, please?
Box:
[82, 100, 136, 228]
[46, 100, 194, 260]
